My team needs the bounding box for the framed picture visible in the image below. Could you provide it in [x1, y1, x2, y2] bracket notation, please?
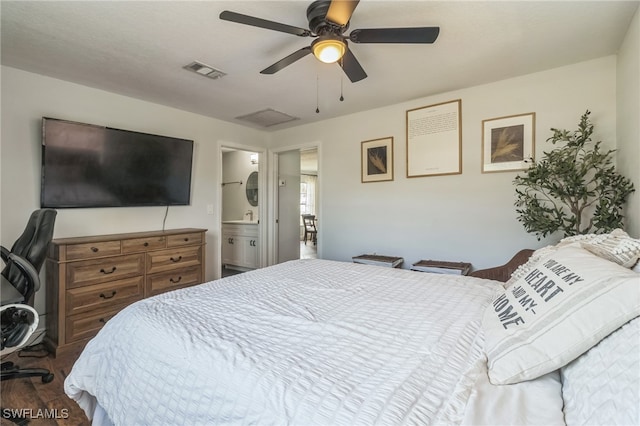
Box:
[406, 99, 462, 177]
[482, 112, 535, 173]
[361, 137, 394, 183]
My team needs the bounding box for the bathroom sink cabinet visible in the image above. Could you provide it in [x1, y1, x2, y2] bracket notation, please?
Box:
[222, 223, 258, 271]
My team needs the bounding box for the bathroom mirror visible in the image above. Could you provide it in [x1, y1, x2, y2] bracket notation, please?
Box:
[246, 171, 258, 206]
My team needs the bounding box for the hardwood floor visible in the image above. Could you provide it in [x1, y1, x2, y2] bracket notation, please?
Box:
[1, 344, 89, 426]
[300, 240, 317, 259]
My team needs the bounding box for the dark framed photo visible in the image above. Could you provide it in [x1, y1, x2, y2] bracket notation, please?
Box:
[482, 112, 535, 173]
[361, 137, 394, 183]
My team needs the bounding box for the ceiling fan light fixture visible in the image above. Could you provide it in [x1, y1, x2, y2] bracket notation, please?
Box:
[311, 36, 346, 63]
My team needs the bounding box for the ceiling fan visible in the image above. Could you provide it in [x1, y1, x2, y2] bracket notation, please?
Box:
[219, 0, 440, 83]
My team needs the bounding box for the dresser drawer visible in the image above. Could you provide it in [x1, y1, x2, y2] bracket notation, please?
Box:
[66, 254, 145, 289]
[122, 236, 167, 254]
[66, 276, 143, 316]
[146, 265, 202, 297]
[66, 240, 121, 261]
[167, 232, 203, 248]
[146, 246, 201, 274]
[65, 305, 125, 343]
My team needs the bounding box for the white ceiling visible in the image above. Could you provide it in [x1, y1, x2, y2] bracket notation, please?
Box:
[1, 1, 637, 131]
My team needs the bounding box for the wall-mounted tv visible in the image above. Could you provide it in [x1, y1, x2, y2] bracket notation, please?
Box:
[41, 117, 194, 208]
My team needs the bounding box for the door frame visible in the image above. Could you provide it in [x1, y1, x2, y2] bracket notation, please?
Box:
[267, 141, 321, 266]
[218, 141, 268, 278]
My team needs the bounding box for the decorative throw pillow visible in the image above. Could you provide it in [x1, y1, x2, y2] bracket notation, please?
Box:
[581, 229, 640, 268]
[505, 230, 640, 288]
[505, 244, 557, 288]
[483, 245, 640, 385]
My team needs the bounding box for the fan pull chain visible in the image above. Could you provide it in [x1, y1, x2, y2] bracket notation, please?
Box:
[316, 75, 320, 113]
[340, 76, 344, 102]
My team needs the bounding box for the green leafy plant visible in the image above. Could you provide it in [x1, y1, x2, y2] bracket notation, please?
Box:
[514, 110, 635, 240]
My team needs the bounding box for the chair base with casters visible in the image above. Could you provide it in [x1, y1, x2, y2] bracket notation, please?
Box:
[1, 304, 54, 383]
[1, 305, 54, 426]
[1, 361, 54, 383]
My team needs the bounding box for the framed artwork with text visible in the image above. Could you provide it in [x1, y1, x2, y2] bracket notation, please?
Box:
[406, 99, 462, 177]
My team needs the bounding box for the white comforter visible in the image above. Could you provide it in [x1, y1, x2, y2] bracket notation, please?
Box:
[65, 259, 563, 425]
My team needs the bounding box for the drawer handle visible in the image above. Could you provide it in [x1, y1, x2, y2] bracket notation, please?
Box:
[99, 291, 117, 299]
[170, 276, 182, 284]
[143, 242, 149, 247]
[91, 247, 99, 253]
[170, 256, 182, 263]
[184, 238, 189, 242]
[100, 266, 117, 274]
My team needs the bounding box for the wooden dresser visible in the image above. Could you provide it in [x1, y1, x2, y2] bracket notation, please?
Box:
[44, 228, 207, 356]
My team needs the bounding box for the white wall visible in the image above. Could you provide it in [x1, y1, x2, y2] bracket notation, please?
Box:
[1, 49, 635, 317]
[617, 8, 640, 238]
[222, 150, 259, 222]
[268, 56, 623, 270]
[0, 67, 265, 302]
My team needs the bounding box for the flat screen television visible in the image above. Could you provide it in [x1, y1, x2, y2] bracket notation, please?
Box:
[41, 117, 194, 208]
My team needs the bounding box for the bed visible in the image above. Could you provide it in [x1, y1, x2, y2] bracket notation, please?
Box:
[64, 230, 640, 425]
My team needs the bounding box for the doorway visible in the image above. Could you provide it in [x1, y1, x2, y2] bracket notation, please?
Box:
[272, 146, 319, 265]
[300, 148, 318, 259]
[220, 147, 264, 278]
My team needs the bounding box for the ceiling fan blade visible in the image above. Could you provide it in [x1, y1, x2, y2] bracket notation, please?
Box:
[339, 48, 367, 83]
[260, 47, 313, 74]
[220, 11, 311, 37]
[325, 0, 360, 27]
[349, 27, 440, 43]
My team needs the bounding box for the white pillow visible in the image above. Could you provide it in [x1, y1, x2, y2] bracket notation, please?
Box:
[580, 229, 640, 268]
[505, 244, 558, 288]
[483, 245, 640, 385]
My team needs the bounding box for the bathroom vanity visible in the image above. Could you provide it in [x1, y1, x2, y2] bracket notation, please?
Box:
[221, 221, 258, 271]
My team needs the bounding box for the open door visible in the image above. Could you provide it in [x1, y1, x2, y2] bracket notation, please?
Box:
[276, 150, 301, 263]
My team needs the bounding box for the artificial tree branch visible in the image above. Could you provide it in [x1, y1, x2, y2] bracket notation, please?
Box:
[514, 110, 634, 240]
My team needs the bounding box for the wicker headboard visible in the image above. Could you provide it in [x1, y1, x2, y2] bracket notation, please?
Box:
[469, 249, 534, 282]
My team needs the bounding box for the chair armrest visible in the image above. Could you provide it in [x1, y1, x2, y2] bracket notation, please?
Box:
[0, 245, 9, 264]
[469, 249, 535, 283]
[1, 246, 40, 292]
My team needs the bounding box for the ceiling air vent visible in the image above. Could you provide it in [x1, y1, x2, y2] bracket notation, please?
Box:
[183, 61, 226, 80]
[235, 108, 299, 127]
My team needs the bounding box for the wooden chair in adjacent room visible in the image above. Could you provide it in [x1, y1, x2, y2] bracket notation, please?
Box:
[301, 215, 317, 246]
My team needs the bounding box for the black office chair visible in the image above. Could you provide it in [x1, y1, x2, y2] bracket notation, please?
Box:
[1, 209, 57, 383]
